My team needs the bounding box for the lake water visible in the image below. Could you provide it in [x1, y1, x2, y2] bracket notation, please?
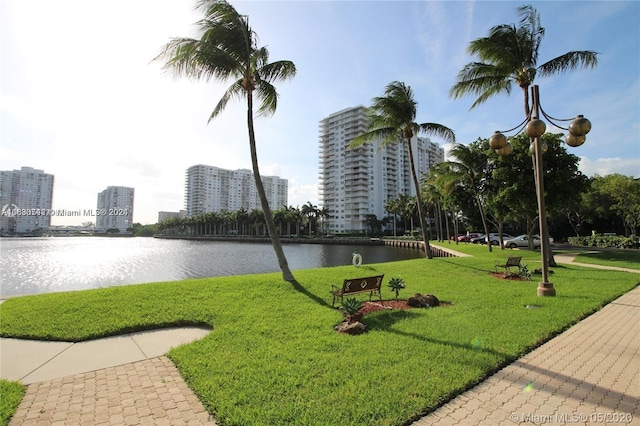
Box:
[0, 237, 423, 297]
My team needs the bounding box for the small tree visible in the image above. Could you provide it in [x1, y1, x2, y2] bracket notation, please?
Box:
[387, 276, 406, 301]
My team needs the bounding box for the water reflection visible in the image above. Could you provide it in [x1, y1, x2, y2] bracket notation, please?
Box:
[0, 237, 423, 297]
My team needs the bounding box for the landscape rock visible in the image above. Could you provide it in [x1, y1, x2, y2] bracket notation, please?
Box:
[407, 293, 439, 308]
[334, 321, 367, 335]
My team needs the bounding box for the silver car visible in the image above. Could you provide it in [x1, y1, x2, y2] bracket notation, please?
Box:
[503, 234, 540, 249]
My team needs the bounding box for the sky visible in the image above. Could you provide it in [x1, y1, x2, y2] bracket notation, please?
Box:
[1, 0, 639, 226]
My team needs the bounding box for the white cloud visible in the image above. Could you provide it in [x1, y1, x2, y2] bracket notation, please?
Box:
[579, 157, 640, 178]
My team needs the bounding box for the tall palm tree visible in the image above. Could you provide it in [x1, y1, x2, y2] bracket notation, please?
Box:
[451, 5, 597, 264]
[450, 4, 598, 117]
[351, 81, 455, 259]
[155, 0, 297, 282]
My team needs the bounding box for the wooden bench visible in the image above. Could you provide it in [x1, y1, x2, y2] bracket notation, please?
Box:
[330, 275, 384, 307]
[495, 256, 522, 274]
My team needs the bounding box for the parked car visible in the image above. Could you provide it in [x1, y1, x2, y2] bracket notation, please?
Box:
[503, 235, 541, 249]
[457, 232, 483, 242]
[533, 234, 555, 245]
[469, 234, 486, 244]
[485, 233, 514, 245]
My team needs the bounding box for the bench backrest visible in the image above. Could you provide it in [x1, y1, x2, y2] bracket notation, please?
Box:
[506, 256, 522, 266]
[342, 275, 384, 294]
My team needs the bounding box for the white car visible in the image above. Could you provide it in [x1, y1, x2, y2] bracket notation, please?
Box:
[533, 234, 555, 245]
[503, 234, 554, 249]
[503, 235, 541, 249]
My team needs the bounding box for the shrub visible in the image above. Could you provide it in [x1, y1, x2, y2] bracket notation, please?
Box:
[568, 235, 636, 249]
[340, 297, 363, 323]
[387, 276, 406, 300]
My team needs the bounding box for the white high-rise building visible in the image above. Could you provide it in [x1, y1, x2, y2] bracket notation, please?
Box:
[184, 165, 288, 217]
[96, 186, 135, 233]
[319, 106, 444, 233]
[0, 167, 54, 234]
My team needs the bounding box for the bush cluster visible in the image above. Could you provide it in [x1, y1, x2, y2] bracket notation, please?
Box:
[568, 235, 638, 249]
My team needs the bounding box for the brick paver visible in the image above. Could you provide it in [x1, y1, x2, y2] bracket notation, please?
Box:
[9, 356, 217, 425]
[413, 286, 640, 425]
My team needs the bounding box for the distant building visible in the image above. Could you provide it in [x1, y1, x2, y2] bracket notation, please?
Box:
[319, 106, 444, 233]
[0, 166, 55, 234]
[158, 210, 186, 223]
[96, 186, 135, 233]
[184, 165, 287, 217]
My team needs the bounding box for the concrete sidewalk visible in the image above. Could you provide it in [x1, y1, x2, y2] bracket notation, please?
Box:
[0, 326, 211, 384]
[1, 327, 217, 425]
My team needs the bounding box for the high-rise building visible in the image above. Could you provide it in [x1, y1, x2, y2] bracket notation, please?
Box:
[319, 106, 444, 233]
[184, 165, 288, 217]
[96, 186, 135, 233]
[0, 167, 54, 234]
[158, 210, 186, 223]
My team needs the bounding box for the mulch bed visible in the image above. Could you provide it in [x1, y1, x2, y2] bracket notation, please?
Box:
[357, 299, 452, 316]
[359, 300, 411, 315]
[489, 272, 530, 281]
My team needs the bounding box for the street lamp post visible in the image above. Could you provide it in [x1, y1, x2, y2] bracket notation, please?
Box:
[490, 84, 591, 297]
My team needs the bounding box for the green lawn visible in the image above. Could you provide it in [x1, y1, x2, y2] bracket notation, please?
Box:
[1, 245, 638, 426]
[573, 249, 640, 270]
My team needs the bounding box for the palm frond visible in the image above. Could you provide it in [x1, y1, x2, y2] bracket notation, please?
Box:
[254, 80, 278, 117]
[450, 65, 513, 108]
[209, 79, 244, 121]
[537, 51, 599, 77]
[349, 127, 397, 149]
[258, 60, 297, 84]
[418, 123, 456, 144]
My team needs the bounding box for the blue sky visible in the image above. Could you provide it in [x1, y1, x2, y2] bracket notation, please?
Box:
[1, 1, 638, 225]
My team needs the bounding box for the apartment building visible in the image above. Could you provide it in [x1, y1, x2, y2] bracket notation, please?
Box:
[319, 106, 444, 233]
[184, 165, 287, 217]
[0, 166, 54, 234]
[158, 210, 186, 223]
[96, 186, 135, 233]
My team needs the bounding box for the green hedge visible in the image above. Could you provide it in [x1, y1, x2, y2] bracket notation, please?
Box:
[568, 235, 638, 249]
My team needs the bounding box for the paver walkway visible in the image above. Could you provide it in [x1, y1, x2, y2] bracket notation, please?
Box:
[9, 357, 216, 425]
[413, 285, 640, 426]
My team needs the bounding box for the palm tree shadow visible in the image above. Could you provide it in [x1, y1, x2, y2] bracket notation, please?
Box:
[365, 310, 512, 360]
[290, 280, 333, 309]
[437, 257, 491, 273]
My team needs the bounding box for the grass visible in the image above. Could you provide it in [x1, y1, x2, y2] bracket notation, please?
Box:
[573, 249, 640, 270]
[0, 380, 25, 425]
[1, 244, 638, 426]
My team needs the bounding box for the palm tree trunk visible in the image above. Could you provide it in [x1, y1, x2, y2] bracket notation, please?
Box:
[406, 137, 433, 259]
[246, 91, 296, 282]
[522, 85, 531, 118]
[470, 175, 492, 253]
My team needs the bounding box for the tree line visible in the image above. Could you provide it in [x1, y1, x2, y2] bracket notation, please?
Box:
[157, 203, 329, 237]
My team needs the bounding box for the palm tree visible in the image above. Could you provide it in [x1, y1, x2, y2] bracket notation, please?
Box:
[450, 4, 598, 117]
[451, 5, 598, 264]
[384, 198, 400, 238]
[155, 0, 297, 282]
[351, 81, 455, 259]
[444, 143, 494, 252]
[316, 207, 329, 236]
[301, 202, 317, 236]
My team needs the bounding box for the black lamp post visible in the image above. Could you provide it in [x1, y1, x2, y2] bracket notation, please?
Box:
[489, 84, 591, 297]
